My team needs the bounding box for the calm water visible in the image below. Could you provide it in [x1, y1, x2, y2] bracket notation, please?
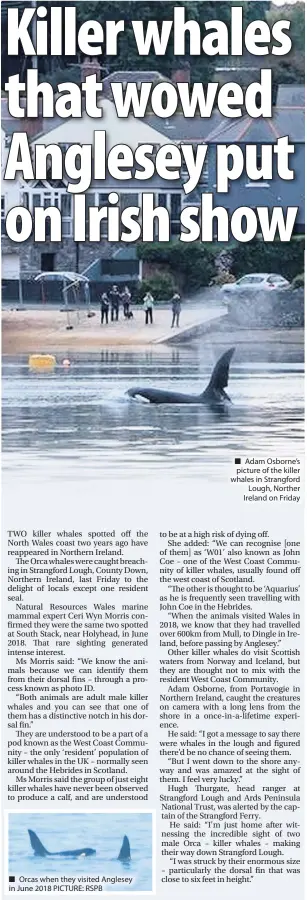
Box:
[2, 341, 304, 482]
[8, 812, 152, 890]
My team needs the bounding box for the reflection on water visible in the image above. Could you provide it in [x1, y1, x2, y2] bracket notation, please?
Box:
[2, 342, 304, 482]
[9, 812, 152, 891]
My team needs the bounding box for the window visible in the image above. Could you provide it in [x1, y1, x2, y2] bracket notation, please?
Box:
[120, 193, 138, 217]
[30, 192, 54, 237]
[239, 276, 264, 285]
[97, 193, 110, 237]
[41, 252, 55, 272]
[170, 194, 181, 236]
[267, 275, 287, 285]
[32, 193, 42, 208]
[256, 146, 262, 168]
[199, 158, 208, 186]
[245, 181, 270, 189]
[170, 194, 181, 216]
[1, 196, 6, 235]
[98, 193, 109, 205]
[31, 191, 54, 209]
[183, 188, 200, 205]
[61, 194, 72, 237]
[42, 193, 52, 209]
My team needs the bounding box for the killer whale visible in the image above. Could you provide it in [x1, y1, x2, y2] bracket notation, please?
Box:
[118, 835, 131, 861]
[28, 831, 95, 858]
[127, 348, 235, 405]
[28, 830, 131, 861]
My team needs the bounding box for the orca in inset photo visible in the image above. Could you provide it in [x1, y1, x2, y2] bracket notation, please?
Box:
[118, 835, 131, 861]
[28, 830, 131, 861]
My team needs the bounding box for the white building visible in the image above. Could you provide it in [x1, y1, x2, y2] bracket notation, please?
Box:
[1, 128, 21, 278]
[18, 100, 184, 274]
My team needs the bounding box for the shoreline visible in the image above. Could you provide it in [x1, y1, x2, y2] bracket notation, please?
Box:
[2, 307, 304, 355]
[2, 306, 219, 353]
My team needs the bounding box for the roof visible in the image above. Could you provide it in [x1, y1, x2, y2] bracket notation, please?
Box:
[206, 82, 305, 143]
[35, 272, 89, 282]
[23, 173, 184, 194]
[207, 109, 304, 143]
[143, 109, 225, 143]
[103, 70, 169, 99]
[276, 85, 305, 108]
[240, 273, 275, 278]
[88, 174, 183, 191]
[1, 97, 47, 138]
[33, 98, 174, 149]
[1, 97, 22, 135]
[24, 174, 183, 192]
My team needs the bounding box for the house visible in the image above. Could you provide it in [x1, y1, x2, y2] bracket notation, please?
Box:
[204, 84, 305, 233]
[1, 128, 21, 279]
[11, 98, 185, 277]
[1, 96, 45, 141]
[144, 84, 305, 231]
[3, 76, 304, 284]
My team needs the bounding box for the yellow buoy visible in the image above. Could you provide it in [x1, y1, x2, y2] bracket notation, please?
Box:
[28, 354, 56, 369]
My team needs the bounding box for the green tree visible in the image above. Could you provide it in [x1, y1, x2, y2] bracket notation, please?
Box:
[76, 1, 232, 83]
[266, 2, 305, 52]
[265, 2, 305, 84]
[245, 1, 271, 22]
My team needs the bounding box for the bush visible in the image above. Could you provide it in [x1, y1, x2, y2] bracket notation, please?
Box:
[44, 66, 81, 87]
[210, 272, 236, 286]
[137, 237, 305, 293]
[170, 243, 216, 290]
[231, 237, 305, 282]
[137, 243, 171, 264]
[134, 273, 177, 304]
[292, 272, 304, 289]
[137, 242, 216, 291]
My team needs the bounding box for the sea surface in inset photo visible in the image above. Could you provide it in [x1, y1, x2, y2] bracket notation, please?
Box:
[2, 339, 304, 483]
[8, 812, 152, 890]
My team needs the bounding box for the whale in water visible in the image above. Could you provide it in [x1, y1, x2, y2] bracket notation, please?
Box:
[28, 830, 131, 861]
[127, 348, 235, 405]
[118, 835, 131, 861]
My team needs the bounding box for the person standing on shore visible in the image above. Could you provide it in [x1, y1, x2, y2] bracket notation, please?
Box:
[171, 292, 181, 328]
[110, 284, 120, 322]
[100, 292, 109, 325]
[143, 292, 154, 325]
[121, 285, 132, 318]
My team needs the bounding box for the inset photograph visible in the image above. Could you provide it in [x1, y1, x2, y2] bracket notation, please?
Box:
[8, 812, 153, 892]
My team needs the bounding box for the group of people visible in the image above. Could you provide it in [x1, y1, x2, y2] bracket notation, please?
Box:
[100, 284, 182, 328]
[142, 291, 182, 327]
[100, 285, 132, 325]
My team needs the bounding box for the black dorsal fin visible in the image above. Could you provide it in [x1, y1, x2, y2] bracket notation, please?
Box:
[28, 830, 49, 856]
[118, 835, 131, 860]
[203, 348, 235, 396]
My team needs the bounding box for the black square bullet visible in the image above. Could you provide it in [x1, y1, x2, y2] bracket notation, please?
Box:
[235, 458, 241, 465]
[9, 876, 15, 883]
